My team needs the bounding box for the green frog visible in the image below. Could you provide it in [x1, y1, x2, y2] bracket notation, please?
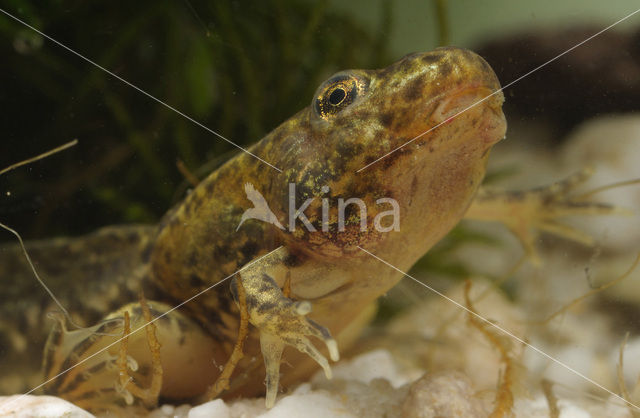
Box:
[0, 47, 609, 414]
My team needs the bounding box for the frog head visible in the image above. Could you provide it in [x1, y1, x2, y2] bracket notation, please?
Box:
[258, 48, 507, 261]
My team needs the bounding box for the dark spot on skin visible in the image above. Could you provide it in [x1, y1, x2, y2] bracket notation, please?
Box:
[379, 112, 394, 129]
[376, 65, 395, 80]
[84, 360, 108, 377]
[184, 197, 195, 216]
[156, 312, 173, 327]
[187, 252, 198, 267]
[163, 250, 172, 265]
[438, 61, 453, 78]
[244, 293, 258, 308]
[240, 241, 259, 262]
[271, 129, 286, 148]
[141, 242, 153, 263]
[421, 53, 444, 64]
[213, 244, 232, 261]
[258, 281, 271, 293]
[410, 175, 419, 204]
[205, 179, 216, 196]
[126, 231, 140, 244]
[381, 145, 411, 170]
[343, 203, 363, 222]
[190, 273, 205, 288]
[57, 369, 93, 394]
[284, 254, 301, 267]
[396, 57, 415, 74]
[404, 77, 424, 102]
[148, 306, 166, 318]
[179, 335, 186, 346]
[175, 317, 190, 335]
[330, 141, 364, 175]
[256, 301, 277, 314]
[331, 117, 357, 132]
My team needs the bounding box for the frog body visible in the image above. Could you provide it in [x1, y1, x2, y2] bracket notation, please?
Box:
[2, 47, 507, 412]
[142, 46, 505, 404]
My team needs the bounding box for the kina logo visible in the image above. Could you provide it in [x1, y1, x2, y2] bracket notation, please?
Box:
[236, 183, 285, 231]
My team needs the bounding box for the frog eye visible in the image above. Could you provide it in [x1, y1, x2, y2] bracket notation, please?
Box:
[313, 75, 362, 120]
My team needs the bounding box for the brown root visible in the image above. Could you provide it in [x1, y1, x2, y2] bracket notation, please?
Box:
[464, 281, 515, 418]
[541, 379, 560, 418]
[116, 292, 163, 408]
[542, 253, 640, 325]
[203, 274, 250, 401]
[0, 140, 78, 176]
[176, 158, 200, 187]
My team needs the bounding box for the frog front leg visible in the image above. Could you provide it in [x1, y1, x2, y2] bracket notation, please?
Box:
[465, 169, 625, 262]
[232, 246, 339, 408]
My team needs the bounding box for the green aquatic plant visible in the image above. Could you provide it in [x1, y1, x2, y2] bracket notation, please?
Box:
[0, 0, 392, 240]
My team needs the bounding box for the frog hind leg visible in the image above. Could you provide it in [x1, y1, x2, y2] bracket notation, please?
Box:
[232, 247, 339, 408]
[43, 300, 221, 414]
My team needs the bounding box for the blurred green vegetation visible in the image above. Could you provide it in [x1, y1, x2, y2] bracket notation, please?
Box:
[0, 0, 396, 239]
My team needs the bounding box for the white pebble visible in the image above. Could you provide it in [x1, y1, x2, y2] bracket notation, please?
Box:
[188, 398, 230, 418]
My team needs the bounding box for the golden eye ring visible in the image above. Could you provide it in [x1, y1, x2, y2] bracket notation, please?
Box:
[313, 75, 362, 120]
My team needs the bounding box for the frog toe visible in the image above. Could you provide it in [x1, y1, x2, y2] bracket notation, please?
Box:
[271, 315, 338, 377]
[260, 328, 335, 408]
[232, 269, 339, 408]
[256, 311, 337, 408]
[467, 168, 627, 263]
[303, 317, 340, 363]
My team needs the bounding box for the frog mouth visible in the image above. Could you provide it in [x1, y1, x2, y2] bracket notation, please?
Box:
[431, 85, 504, 124]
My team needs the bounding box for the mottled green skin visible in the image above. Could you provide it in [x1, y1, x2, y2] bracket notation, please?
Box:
[0, 226, 155, 394]
[148, 47, 506, 395]
[0, 47, 506, 404]
[151, 47, 504, 292]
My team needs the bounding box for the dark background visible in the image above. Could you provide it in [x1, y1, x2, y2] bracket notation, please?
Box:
[0, 0, 398, 241]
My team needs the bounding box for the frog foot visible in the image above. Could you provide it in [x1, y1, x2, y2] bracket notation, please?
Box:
[232, 271, 339, 408]
[467, 168, 628, 263]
